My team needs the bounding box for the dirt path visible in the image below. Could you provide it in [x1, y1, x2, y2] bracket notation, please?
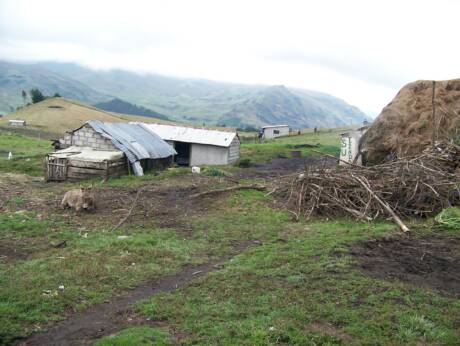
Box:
[17, 240, 258, 346]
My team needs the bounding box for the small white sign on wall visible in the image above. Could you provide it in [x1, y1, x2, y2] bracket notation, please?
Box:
[340, 134, 361, 165]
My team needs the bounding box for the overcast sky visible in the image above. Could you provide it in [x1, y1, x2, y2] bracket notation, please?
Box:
[1, 0, 459, 115]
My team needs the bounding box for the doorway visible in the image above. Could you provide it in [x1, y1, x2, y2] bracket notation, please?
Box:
[174, 141, 191, 166]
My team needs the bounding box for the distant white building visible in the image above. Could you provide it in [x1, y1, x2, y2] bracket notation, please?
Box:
[8, 119, 26, 126]
[261, 125, 289, 139]
[140, 123, 240, 166]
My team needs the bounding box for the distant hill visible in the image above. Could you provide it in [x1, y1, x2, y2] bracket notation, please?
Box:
[0, 97, 171, 136]
[224, 85, 367, 128]
[2, 61, 370, 128]
[95, 98, 169, 120]
[0, 61, 110, 114]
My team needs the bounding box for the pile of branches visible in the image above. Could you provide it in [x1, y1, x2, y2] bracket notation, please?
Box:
[275, 141, 460, 232]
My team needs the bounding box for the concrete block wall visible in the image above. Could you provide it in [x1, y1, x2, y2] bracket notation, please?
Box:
[60, 124, 117, 151]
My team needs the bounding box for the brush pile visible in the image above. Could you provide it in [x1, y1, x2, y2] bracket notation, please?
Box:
[276, 141, 460, 232]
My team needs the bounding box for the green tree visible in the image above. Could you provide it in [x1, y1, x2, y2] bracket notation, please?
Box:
[21, 90, 27, 105]
[30, 89, 45, 104]
[53, 92, 61, 97]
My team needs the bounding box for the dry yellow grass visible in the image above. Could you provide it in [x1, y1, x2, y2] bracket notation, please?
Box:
[0, 98, 172, 136]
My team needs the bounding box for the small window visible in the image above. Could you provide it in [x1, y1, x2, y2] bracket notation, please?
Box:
[274, 130, 280, 135]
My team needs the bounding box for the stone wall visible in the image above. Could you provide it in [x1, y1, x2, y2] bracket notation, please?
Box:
[60, 124, 117, 151]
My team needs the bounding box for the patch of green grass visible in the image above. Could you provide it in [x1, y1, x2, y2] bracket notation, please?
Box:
[397, 314, 448, 343]
[0, 131, 50, 176]
[201, 166, 230, 177]
[0, 228, 206, 344]
[240, 130, 342, 162]
[93, 326, 170, 346]
[435, 207, 460, 231]
[5, 196, 26, 208]
[0, 212, 54, 240]
[0, 190, 289, 343]
[240, 142, 338, 162]
[136, 217, 459, 345]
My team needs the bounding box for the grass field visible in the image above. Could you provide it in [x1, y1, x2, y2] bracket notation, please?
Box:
[0, 131, 50, 176]
[240, 128, 347, 162]
[0, 129, 459, 345]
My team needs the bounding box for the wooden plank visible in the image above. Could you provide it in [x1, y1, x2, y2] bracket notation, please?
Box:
[67, 169, 126, 180]
[108, 166, 128, 175]
[67, 167, 105, 175]
[47, 163, 67, 167]
[67, 171, 103, 179]
[44, 156, 49, 181]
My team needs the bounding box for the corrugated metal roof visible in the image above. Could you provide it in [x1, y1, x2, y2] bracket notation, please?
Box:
[87, 120, 176, 164]
[262, 125, 289, 129]
[138, 123, 237, 148]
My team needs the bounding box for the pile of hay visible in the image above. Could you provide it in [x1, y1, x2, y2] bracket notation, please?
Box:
[361, 79, 460, 164]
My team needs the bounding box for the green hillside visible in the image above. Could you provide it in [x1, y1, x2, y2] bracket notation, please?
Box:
[0, 61, 110, 114]
[1, 61, 370, 128]
[95, 98, 170, 120]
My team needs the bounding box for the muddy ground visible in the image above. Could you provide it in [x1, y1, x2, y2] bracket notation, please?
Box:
[0, 176, 224, 262]
[237, 154, 337, 178]
[351, 234, 460, 297]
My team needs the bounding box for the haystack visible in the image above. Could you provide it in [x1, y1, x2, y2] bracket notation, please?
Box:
[361, 79, 460, 164]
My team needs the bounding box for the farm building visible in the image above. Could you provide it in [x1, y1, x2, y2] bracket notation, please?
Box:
[8, 119, 26, 126]
[139, 123, 240, 166]
[261, 125, 289, 139]
[46, 121, 176, 181]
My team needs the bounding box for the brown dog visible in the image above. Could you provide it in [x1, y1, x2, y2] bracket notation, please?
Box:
[60, 186, 96, 212]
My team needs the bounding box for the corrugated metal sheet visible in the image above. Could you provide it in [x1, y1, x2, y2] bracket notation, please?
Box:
[87, 120, 176, 164]
[138, 123, 237, 148]
[262, 125, 289, 129]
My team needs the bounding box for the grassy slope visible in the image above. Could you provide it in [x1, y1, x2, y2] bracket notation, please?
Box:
[0, 98, 173, 137]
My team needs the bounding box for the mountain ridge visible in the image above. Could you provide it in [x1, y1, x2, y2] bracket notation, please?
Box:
[1, 60, 369, 127]
[0, 61, 110, 113]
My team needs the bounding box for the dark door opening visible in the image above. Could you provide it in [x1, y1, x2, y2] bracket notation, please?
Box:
[174, 141, 191, 166]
